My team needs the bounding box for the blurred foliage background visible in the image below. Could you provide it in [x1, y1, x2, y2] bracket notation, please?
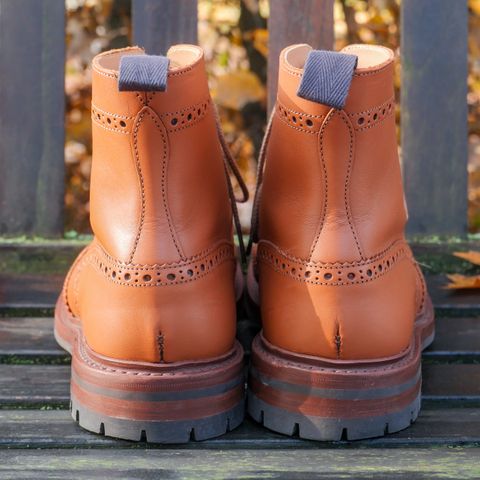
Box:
[65, 0, 480, 234]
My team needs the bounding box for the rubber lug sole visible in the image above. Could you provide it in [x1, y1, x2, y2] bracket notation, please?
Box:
[247, 299, 435, 441]
[54, 295, 245, 443]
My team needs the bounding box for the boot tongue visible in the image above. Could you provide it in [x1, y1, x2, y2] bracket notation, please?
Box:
[296, 50, 357, 109]
[118, 55, 170, 92]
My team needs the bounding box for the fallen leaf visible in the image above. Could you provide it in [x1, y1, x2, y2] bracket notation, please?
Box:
[213, 71, 265, 110]
[445, 273, 480, 289]
[470, 0, 480, 16]
[252, 28, 268, 57]
[453, 251, 480, 266]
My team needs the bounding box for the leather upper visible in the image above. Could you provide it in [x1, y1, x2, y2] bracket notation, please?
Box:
[255, 44, 427, 360]
[63, 46, 237, 363]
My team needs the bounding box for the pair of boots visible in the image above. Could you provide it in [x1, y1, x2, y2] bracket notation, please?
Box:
[55, 43, 434, 443]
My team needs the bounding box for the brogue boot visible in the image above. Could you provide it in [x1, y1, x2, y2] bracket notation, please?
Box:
[55, 45, 248, 443]
[247, 44, 434, 440]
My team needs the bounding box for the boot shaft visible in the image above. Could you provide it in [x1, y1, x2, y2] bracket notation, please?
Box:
[259, 44, 407, 262]
[90, 46, 232, 264]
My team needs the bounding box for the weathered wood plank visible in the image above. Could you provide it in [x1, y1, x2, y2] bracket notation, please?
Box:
[1, 315, 479, 362]
[1, 407, 480, 449]
[0, 447, 479, 479]
[426, 275, 480, 316]
[0, 273, 62, 315]
[422, 364, 480, 401]
[425, 316, 480, 360]
[268, 0, 334, 111]
[0, 0, 65, 236]
[0, 364, 479, 407]
[0, 365, 69, 407]
[0, 241, 83, 316]
[401, 0, 468, 235]
[0, 317, 64, 359]
[132, 0, 198, 55]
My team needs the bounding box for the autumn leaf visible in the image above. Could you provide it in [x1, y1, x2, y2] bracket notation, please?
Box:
[453, 251, 480, 266]
[252, 28, 268, 58]
[470, 0, 480, 16]
[445, 274, 480, 290]
[212, 71, 265, 110]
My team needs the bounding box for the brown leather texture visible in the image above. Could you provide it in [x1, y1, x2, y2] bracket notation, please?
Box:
[255, 44, 429, 360]
[63, 45, 237, 363]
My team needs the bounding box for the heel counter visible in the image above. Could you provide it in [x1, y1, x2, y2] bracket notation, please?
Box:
[74, 242, 237, 363]
[258, 241, 417, 360]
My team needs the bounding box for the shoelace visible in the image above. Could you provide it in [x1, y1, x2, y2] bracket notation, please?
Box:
[214, 112, 250, 267]
[247, 109, 275, 256]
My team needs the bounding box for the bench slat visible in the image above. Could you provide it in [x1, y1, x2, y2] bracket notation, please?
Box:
[0, 446, 479, 479]
[268, 0, 334, 112]
[0, 407, 479, 449]
[0, 0, 65, 236]
[401, 0, 469, 235]
[132, 0, 197, 55]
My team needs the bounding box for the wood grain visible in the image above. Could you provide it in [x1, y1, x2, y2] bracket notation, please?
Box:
[0, 0, 65, 236]
[267, 0, 334, 112]
[401, 0, 468, 235]
[0, 447, 479, 479]
[0, 407, 479, 449]
[132, 0, 197, 55]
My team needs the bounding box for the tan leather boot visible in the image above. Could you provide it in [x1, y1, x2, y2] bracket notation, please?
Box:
[247, 44, 435, 440]
[54, 45, 248, 443]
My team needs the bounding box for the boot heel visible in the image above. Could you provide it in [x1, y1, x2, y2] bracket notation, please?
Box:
[71, 336, 245, 443]
[248, 332, 424, 441]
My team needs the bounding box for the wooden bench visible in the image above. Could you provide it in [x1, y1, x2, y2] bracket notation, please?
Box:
[0, 240, 479, 477]
[0, 0, 477, 477]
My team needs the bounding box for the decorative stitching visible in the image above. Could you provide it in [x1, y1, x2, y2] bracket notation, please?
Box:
[276, 101, 324, 134]
[64, 246, 90, 315]
[413, 261, 426, 314]
[256, 334, 416, 375]
[348, 97, 395, 131]
[283, 65, 302, 78]
[334, 321, 342, 359]
[276, 113, 318, 135]
[91, 119, 130, 135]
[341, 111, 364, 259]
[130, 110, 148, 263]
[274, 97, 394, 135]
[264, 237, 404, 266]
[258, 240, 409, 287]
[167, 65, 195, 77]
[76, 334, 240, 377]
[157, 332, 165, 362]
[309, 110, 333, 259]
[92, 97, 211, 136]
[91, 103, 134, 119]
[91, 105, 131, 134]
[282, 57, 393, 80]
[92, 65, 117, 79]
[88, 242, 234, 287]
[146, 110, 185, 260]
[164, 99, 210, 133]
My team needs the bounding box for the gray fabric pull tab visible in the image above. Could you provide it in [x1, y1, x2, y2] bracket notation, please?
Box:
[118, 55, 170, 92]
[297, 50, 358, 109]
